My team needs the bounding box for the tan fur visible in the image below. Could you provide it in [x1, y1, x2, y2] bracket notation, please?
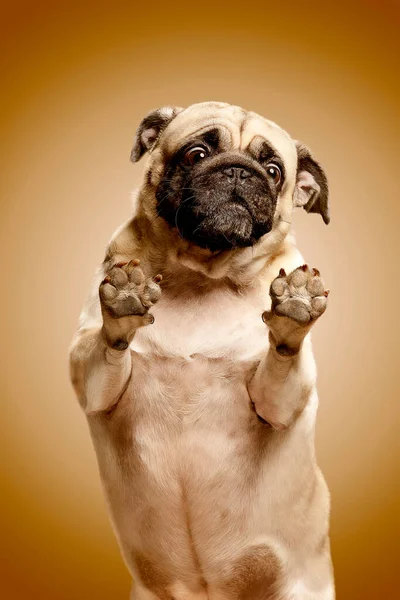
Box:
[221, 544, 282, 599]
[69, 102, 334, 599]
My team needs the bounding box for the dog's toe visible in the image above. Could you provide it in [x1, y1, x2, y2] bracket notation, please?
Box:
[99, 260, 162, 318]
[269, 265, 328, 325]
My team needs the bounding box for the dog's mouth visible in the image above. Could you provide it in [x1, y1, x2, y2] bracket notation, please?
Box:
[174, 193, 265, 251]
[156, 161, 277, 252]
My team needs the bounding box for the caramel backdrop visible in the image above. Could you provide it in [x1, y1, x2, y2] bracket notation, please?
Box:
[1, 1, 399, 598]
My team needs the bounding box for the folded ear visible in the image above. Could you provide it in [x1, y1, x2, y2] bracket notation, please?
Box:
[293, 142, 330, 224]
[130, 106, 183, 162]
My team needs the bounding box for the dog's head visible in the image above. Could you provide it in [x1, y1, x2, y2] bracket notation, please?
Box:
[131, 102, 329, 252]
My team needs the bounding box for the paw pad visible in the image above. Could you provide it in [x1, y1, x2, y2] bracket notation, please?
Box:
[99, 260, 162, 319]
[269, 265, 328, 325]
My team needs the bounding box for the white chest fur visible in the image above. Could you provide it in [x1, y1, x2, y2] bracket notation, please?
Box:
[130, 280, 272, 361]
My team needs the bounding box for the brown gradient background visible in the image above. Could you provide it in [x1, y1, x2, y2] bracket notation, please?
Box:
[1, 1, 399, 598]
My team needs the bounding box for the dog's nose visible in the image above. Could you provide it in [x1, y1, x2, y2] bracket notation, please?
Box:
[222, 167, 252, 181]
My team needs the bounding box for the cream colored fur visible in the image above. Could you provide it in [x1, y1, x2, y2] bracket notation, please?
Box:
[69, 102, 334, 599]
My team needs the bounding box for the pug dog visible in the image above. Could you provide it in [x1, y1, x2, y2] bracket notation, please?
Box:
[69, 101, 334, 600]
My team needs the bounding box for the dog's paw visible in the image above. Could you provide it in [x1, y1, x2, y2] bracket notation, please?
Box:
[264, 265, 329, 326]
[99, 260, 162, 319]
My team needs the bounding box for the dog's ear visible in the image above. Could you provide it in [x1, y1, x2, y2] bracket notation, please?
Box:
[130, 106, 183, 162]
[293, 142, 330, 224]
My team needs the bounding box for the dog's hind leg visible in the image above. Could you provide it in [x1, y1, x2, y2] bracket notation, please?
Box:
[69, 259, 161, 414]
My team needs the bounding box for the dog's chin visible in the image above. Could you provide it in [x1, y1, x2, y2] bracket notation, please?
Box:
[175, 202, 272, 252]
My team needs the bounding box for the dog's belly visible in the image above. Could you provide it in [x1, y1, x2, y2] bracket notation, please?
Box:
[88, 353, 327, 597]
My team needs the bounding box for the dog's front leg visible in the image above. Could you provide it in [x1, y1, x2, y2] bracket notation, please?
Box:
[248, 265, 329, 430]
[69, 260, 161, 414]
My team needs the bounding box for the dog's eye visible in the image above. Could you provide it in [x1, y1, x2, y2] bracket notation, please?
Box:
[266, 163, 282, 185]
[183, 146, 209, 166]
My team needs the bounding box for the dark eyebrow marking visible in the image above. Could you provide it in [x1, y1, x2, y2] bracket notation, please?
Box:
[247, 138, 284, 162]
[252, 139, 283, 161]
[176, 128, 222, 158]
[180, 124, 219, 141]
[246, 136, 286, 181]
[199, 128, 220, 148]
[260, 141, 279, 160]
[180, 122, 234, 148]
[164, 128, 222, 168]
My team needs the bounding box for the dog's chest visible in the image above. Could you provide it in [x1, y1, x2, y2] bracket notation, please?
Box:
[91, 282, 284, 578]
[130, 283, 270, 361]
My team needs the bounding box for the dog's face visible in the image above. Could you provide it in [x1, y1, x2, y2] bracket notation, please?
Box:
[131, 102, 329, 252]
